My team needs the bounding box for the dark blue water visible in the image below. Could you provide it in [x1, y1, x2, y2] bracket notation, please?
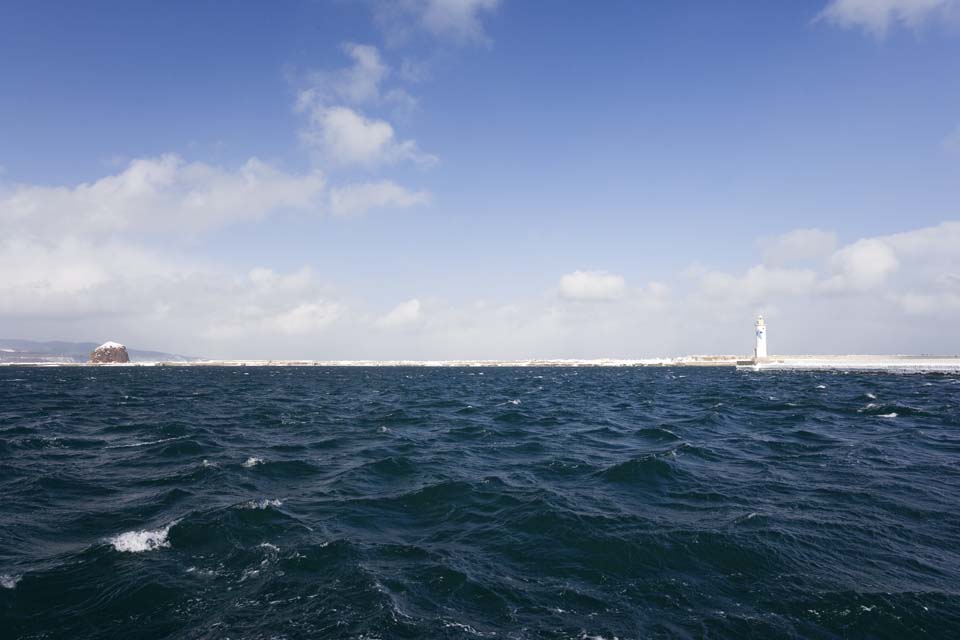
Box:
[1, 367, 959, 639]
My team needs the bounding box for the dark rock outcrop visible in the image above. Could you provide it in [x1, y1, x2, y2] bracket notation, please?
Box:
[90, 341, 130, 364]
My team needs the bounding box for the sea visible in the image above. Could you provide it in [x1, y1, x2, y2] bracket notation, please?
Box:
[1, 366, 958, 639]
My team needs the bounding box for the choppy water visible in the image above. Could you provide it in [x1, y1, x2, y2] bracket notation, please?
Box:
[1, 366, 959, 639]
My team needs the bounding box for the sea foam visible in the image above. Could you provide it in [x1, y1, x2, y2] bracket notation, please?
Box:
[241, 499, 283, 510]
[106, 435, 189, 449]
[0, 574, 21, 589]
[107, 520, 179, 553]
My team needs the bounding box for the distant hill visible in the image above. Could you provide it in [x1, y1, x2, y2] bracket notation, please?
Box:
[0, 339, 199, 363]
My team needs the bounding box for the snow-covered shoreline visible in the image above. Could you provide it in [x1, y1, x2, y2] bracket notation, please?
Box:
[3, 355, 960, 371]
[742, 355, 960, 372]
[0, 357, 737, 368]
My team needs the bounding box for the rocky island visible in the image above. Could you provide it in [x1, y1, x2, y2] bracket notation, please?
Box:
[89, 341, 130, 363]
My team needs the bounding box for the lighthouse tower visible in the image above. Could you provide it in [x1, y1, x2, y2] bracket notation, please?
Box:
[754, 315, 768, 360]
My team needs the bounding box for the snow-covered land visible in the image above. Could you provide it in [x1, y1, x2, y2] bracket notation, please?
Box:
[742, 355, 960, 373]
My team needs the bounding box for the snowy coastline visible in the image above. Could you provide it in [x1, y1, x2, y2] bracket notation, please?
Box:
[3, 355, 960, 371]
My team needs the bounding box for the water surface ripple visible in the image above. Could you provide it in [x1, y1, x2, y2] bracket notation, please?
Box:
[1, 367, 959, 638]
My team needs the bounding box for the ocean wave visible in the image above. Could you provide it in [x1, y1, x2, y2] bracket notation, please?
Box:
[598, 454, 676, 484]
[107, 520, 179, 553]
[0, 573, 21, 589]
[105, 435, 190, 449]
[241, 499, 283, 510]
[5, 366, 960, 639]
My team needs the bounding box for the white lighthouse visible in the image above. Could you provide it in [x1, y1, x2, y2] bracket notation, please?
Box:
[754, 315, 768, 360]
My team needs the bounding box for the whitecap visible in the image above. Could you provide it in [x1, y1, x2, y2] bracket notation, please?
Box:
[242, 456, 263, 468]
[106, 435, 189, 449]
[866, 393, 877, 399]
[258, 542, 280, 552]
[107, 520, 179, 553]
[816, 385, 826, 389]
[445, 622, 484, 635]
[238, 567, 260, 582]
[0, 574, 21, 589]
[879, 413, 898, 418]
[241, 498, 282, 510]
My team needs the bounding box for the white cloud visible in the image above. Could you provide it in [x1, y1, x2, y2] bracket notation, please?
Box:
[375, 0, 501, 44]
[298, 105, 436, 169]
[295, 43, 435, 170]
[298, 43, 389, 108]
[893, 291, 960, 314]
[267, 301, 344, 335]
[0, 154, 325, 237]
[419, 0, 501, 42]
[376, 299, 423, 328]
[337, 43, 389, 104]
[559, 270, 627, 300]
[329, 180, 431, 216]
[761, 228, 838, 266]
[384, 88, 420, 120]
[0, 236, 190, 317]
[822, 238, 899, 292]
[248, 266, 315, 293]
[696, 265, 818, 301]
[2, 210, 959, 358]
[818, 0, 958, 36]
[883, 219, 960, 256]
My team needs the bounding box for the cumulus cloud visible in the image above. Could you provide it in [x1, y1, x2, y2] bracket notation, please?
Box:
[817, 0, 958, 36]
[822, 238, 899, 292]
[334, 43, 389, 104]
[761, 228, 838, 266]
[0, 236, 189, 317]
[248, 266, 315, 293]
[696, 265, 818, 301]
[330, 180, 431, 216]
[266, 301, 344, 335]
[2, 207, 959, 358]
[376, 299, 423, 328]
[883, 219, 960, 256]
[375, 0, 501, 45]
[298, 105, 436, 169]
[0, 154, 325, 237]
[297, 43, 389, 107]
[682, 221, 960, 348]
[559, 270, 627, 301]
[295, 44, 436, 170]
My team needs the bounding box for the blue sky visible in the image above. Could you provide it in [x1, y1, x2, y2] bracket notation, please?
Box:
[1, 0, 959, 358]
